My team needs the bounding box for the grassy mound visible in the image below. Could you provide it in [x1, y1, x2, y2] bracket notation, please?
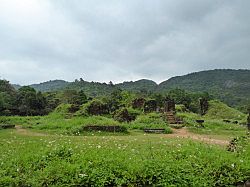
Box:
[205, 100, 246, 120]
[50, 104, 76, 118]
[129, 113, 172, 134]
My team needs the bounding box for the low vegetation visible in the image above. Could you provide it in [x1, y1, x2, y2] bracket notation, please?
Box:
[1, 73, 250, 186]
[0, 129, 250, 186]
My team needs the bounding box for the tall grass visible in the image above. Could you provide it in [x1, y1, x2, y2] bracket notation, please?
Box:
[0, 130, 249, 186]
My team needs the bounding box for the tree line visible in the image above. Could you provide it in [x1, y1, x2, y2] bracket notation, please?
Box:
[0, 79, 212, 116]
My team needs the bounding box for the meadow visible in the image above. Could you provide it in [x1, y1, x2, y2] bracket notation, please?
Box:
[0, 127, 250, 186]
[0, 100, 250, 186]
[0, 114, 250, 186]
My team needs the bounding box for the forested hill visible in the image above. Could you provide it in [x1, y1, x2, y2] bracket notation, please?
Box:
[63, 79, 157, 96]
[12, 69, 250, 109]
[158, 69, 250, 108]
[21, 79, 158, 94]
[116, 79, 157, 93]
[30, 80, 69, 92]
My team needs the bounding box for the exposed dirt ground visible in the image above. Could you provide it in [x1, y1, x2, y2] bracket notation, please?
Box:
[164, 127, 229, 146]
[15, 125, 47, 136]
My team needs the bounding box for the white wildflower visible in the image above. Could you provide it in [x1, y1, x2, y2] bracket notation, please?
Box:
[79, 173, 88, 177]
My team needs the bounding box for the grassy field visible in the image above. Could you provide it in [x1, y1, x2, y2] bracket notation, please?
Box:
[0, 112, 173, 135]
[0, 101, 250, 186]
[0, 128, 250, 186]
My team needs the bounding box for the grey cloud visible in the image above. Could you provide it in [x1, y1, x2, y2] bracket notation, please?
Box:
[0, 0, 249, 85]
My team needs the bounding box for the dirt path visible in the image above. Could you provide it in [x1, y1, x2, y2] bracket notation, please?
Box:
[14, 126, 229, 146]
[15, 125, 47, 136]
[164, 127, 229, 146]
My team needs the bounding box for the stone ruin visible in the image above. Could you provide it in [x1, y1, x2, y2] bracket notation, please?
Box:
[163, 98, 175, 112]
[199, 98, 208, 116]
[132, 98, 146, 109]
[247, 109, 250, 124]
[144, 99, 157, 113]
[247, 109, 250, 131]
[114, 108, 135, 122]
[87, 100, 109, 115]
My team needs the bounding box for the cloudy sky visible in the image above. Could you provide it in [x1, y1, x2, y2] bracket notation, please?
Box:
[0, 0, 249, 85]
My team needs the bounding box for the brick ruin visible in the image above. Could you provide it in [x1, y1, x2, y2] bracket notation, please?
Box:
[164, 98, 175, 112]
[200, 98, 208, 116]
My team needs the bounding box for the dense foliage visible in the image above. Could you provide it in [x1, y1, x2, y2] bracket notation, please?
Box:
[159, 69, 250, 111]
[1, 71, 250, 186]
[2, 77, 216, 118]
[12, 69, 249, 111]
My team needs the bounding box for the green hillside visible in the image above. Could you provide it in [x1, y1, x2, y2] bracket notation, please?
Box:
[15, 69, 250, 110]
[116, 79, 157, 93]
[29, 80, 69, 92]
[65, 80, 115, 97]
[158, 69, 250, 110]
[205, 100, 246, 120]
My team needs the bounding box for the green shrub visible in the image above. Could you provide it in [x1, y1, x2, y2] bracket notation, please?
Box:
[50, 103, 74, 118]
[113, 108, 133, 122]
[143, 99, 157, 113]
[113, 107, 141, 122]
[85, 99, 109, 115]
[176, 112, 200, 126]
[175, 104, 187, 112]
[129, 113, 170, 130]
[228, 135, 250, 153]
[74, 103, 89, 117]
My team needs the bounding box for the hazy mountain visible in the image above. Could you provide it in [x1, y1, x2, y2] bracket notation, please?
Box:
[12, 84, 21, 90]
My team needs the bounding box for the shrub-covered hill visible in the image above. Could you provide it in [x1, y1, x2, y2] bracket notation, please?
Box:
[29, 80, 69, 92]
[14, 69, 250, 109]
[158, 69, 250, 110]
[26, 79, 157, 97]
[116, 79, 157, 93]
[205, 100, 246, 120]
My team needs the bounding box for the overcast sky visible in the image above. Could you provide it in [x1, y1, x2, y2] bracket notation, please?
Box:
[0, 0, 249, 85]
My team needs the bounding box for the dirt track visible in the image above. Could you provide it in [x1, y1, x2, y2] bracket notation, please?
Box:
[164, 127, 229, 146]
[14, 125, 229, 146]
[15, 126, 47, 136]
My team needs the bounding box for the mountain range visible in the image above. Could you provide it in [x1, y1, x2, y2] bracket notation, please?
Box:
[13, 69, 250, 109]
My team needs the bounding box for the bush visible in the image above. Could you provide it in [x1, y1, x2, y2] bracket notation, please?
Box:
[113, 108, 138, 122]
[51, 104, 74, 118]
[132, 98, 145, 109]
[68, 104, 80, 113]
[85, 99, 109, 115]
[129, 113, 170, 130]
[176, 104, 187, 112]
[228, 135, 250, 153]
[144, 100, 157, 113]
[74, 104, 89, 117]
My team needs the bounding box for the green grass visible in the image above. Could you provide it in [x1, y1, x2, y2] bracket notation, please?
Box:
[129, 113, 172, 133]
[177, 112, 248, 139]
[0, 129, 249, 186]
[0, 112, 173, 135]
[0, 106, 250, 186]
[0, 115, 122, 134]
[205, 100, 246, 121]
[188, 120, 248, 139]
